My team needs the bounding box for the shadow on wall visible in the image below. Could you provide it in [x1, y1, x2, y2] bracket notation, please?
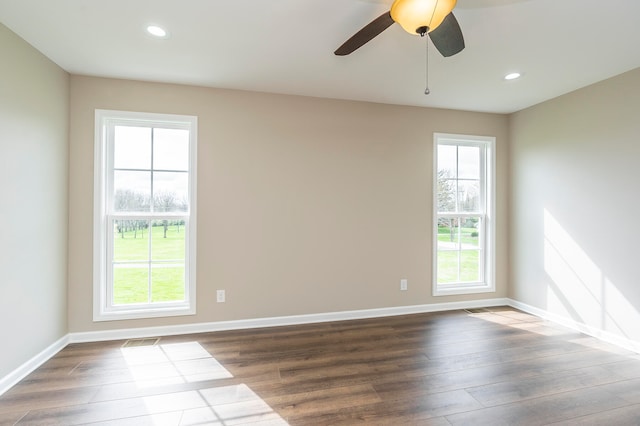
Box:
[543, 208, 639, 349]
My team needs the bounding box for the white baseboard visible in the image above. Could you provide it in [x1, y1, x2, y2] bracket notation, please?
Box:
[507, 299, 640, 354]
[0, 334, 69, 396]
[69, 298, 510, 343]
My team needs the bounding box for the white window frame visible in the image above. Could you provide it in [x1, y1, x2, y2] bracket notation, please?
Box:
[93, 110, 197, 321]
[433, 133, 495, 296]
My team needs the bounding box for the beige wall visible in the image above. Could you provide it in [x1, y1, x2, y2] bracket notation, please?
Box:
[68, 76, 509, 332]
[0, 24, 69, 378]
[510, 68, 640, 343]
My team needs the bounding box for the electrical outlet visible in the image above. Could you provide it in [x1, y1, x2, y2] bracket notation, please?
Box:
[400, 279, 408, 291]
[216, 289, 226, 303]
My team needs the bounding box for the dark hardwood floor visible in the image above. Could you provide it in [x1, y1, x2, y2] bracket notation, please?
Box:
[2, 307, 640, 425]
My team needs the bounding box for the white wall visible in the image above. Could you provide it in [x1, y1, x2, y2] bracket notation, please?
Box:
[510, 67, 640, 346]
[0, 24, 69, 379]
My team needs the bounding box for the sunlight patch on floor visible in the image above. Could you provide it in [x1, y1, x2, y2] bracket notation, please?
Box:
[120, 342, 289, 425]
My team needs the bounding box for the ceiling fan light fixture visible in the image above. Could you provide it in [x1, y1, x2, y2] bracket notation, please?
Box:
[390, 0, 457, 35]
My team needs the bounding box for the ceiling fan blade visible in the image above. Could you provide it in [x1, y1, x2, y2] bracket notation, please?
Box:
[334, 11, 395, 56]
[428, 12, 465, 57]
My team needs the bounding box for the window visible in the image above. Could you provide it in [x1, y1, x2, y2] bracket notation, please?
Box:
[433, 133, 495, 296]
[94, 110, 197, 321]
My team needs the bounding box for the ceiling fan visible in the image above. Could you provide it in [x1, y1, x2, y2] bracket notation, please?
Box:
[334, 0, 464, 57]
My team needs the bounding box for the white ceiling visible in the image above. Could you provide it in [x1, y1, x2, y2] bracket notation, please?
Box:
[1, 0, 639, 113]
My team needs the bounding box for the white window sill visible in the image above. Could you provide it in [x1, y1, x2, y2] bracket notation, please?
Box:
[93, 305, 196, 322]
[433, 283, 495, 297]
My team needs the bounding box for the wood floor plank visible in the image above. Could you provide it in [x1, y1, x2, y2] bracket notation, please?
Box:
[284, 396, 464, 425]
[601, 358, 640, 379]
[593, 377, 640, 404]
[17, 389, 209, 425]
[0, 409, 27, 426]
[87, 411, 185, 426]
[409, 339, 591, 377]
[547, 403, 640, 426]
[91, 380, 217, 404]
[0, 386, 100, 415]
[465, 365, 625, 407]
[407, 346, 633, 396]
[406, 358, 541, 393]
[265, 383, 380, 419]
[445, 386, 632, 425]
[422, 330, 580, 360]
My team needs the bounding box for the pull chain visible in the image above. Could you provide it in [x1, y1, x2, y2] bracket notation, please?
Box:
[424, 34, 430, 95]
[417, 26, 430, 95]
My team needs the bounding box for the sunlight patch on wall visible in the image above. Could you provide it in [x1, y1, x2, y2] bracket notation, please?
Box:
[543, 209, 640, 344]
[603, 277, 639, 339]
[544, 209, 602, 325]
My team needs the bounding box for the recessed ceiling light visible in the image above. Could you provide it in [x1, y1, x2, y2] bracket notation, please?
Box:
[504, 72, 522, 81]
[146, 25, 168, 38]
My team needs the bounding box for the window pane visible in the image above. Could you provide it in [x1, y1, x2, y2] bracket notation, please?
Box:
[458, 146, 480, 179]
[151, 222, 186, 261]
[458, 180, 480, 212]
[114, 126, 151, 170]
[148, 211, 186, 305]
[114, 171, 151, 212]
[460, 250, 481, 282]
[151, 266, 185, 302]
[113, 218, 150, 305]
[460, 217, 480, 249]
[113, 220, 149, 262]
[437, 251, 459, 284]
[154, 128, 189, 171]
[437, 144, 457, 177]
[437, 177, 456, 212]
[113, 265, 149, 305]
[153, 172, 188, 212]
[437, 218, 459, 251]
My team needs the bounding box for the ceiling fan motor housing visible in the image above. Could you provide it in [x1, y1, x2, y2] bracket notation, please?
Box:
[390, 0, 457, 35]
